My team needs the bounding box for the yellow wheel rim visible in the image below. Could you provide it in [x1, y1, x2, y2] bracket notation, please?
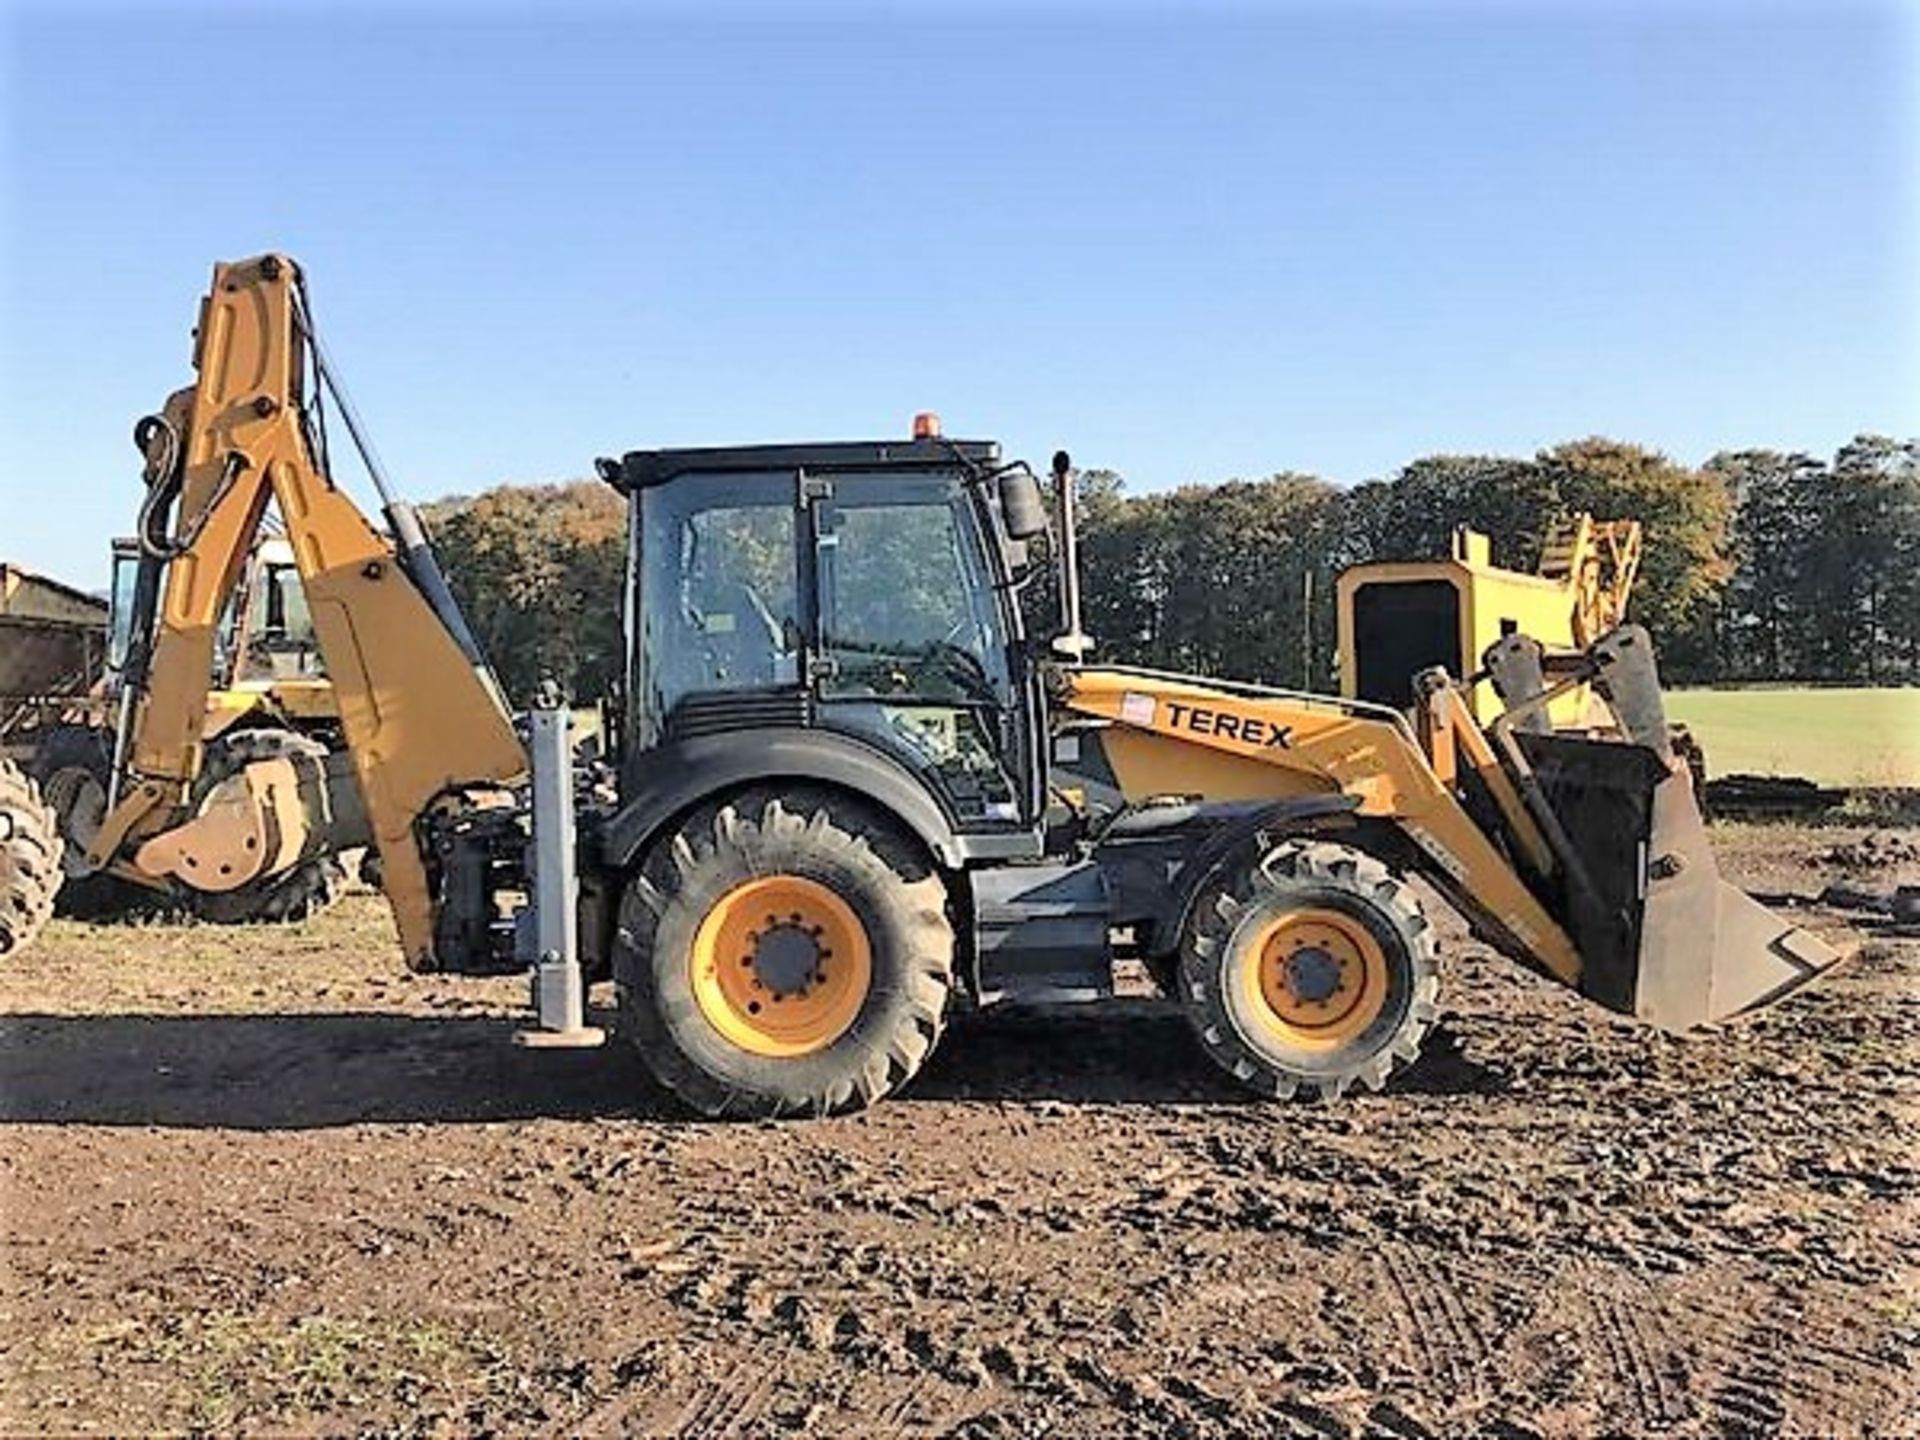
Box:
[1241, 906, 1389, 1050]
[690, 874, 873, 1058]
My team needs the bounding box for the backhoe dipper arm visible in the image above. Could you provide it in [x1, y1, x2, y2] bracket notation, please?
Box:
[89, 254, 526, 966]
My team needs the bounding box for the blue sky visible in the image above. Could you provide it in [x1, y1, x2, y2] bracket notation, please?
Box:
[2, 0, 1913, 585]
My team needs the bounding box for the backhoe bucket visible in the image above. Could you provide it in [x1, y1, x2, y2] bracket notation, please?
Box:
[1517, 732, 1847, 1033]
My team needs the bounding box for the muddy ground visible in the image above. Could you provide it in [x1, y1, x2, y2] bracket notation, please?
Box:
[1, 823, 1913, 1436]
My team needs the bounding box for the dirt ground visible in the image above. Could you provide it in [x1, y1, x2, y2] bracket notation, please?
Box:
[1, 823, 1913, 1437]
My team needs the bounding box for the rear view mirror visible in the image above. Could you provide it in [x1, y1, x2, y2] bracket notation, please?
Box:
[998, 468, 1050, 540]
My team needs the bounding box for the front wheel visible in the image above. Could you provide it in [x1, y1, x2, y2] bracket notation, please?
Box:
[1180, 839, 1438, 1099]
[615, 787, 955, 1118]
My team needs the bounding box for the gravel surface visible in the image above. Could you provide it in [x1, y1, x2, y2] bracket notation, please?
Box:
[1, 823, 1913, 1436]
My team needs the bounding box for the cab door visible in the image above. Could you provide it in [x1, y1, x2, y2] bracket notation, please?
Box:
[810, 472, 1031, 831]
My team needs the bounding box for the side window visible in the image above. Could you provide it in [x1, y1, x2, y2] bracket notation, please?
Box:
[825, 504, 968, 655]
[816, 490, 1021, 824]
[641, 487, 801, 721]
[106, 548, 139, 672]
[686, 506, 797, 644]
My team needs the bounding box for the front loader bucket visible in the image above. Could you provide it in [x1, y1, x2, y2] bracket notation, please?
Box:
[1516, 733, 1848, 1033]
[1630, 764, 1845, 1031]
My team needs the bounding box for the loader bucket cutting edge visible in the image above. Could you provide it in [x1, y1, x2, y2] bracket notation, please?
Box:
[1515, 733, 1850, 1034]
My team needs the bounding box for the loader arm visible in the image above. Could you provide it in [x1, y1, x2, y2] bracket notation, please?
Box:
[87, 254, 526, 966]
[1061, 669, 1587, 986]
[1059, 650, 1844, 1032]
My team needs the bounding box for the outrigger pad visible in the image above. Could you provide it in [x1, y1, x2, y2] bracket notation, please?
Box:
[1515, 732, 1849, 1033]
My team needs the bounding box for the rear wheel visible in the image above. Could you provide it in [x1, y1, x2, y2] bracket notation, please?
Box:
[616, 787, 954, 1118]
[1181, 839, 1438, 1099]
[0, 757, 61, 958]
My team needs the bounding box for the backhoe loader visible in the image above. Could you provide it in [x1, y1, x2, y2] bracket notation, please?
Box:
[0, 255, 1846, 1114]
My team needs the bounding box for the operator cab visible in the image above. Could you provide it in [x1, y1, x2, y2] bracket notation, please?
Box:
[598, 437, 1050, 854]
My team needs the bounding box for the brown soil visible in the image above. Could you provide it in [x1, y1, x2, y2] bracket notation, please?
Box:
[1, 824, 1914, 1437]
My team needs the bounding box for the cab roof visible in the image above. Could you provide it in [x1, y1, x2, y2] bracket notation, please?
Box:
[600, 438, 1000, 494]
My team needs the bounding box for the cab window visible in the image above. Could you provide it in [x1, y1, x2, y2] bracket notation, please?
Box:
[638, 472, 802, 731]
[816, 476, 1020, 823]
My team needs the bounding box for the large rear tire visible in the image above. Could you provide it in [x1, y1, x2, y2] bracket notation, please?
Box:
[1181, 839, 1438, 1099]
[0, 757, 61, 958]
[616, 787, 955, 1118]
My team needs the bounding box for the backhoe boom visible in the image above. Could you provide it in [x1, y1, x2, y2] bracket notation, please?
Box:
[87, 254, 525, 966]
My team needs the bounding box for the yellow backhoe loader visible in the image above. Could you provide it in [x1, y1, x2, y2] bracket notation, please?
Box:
[0, 255, 1846, 1113]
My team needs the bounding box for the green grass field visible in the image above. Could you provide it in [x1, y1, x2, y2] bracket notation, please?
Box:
[1664, 686, 1920, 787]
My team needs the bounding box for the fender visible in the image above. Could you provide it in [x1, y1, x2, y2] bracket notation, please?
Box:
[1112, 792, 1363, 955]
[596, 727, 1037, 875]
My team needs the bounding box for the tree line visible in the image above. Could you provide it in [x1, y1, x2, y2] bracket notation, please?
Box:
[427, 433, 1918, 703]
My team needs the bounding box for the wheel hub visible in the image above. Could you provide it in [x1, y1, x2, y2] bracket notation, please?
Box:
[690, 874, 874, 1057]
[748, 919, 830, 999]
[1283, 945, 1344, 1005]
[1245, 907, 1391, 1049]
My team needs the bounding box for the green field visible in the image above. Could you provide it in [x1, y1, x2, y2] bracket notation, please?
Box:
[1664, 686, 1920, 787]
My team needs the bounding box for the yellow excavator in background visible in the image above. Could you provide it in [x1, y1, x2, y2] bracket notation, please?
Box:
[0, 255, 1846, 1114]
[1337, 515, 1642, 726]
[28, 533, 350, 922]
[1333, 514, 1715, 800]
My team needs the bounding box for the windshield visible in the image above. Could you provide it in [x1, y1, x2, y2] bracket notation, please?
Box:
[230, 560, 324, 684]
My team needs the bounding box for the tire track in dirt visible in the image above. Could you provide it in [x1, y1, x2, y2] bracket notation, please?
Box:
[870, 1374, 931, 1434]
[1579, 1271, 1691, 1432]
[1379, 1244, 1494, 1403]
[1710, 1361, 1787, 1436]
[649, 1365, 782, 1439]
[866, 1372, 982, 1437]
[1668, 1287, 1909, 1431]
